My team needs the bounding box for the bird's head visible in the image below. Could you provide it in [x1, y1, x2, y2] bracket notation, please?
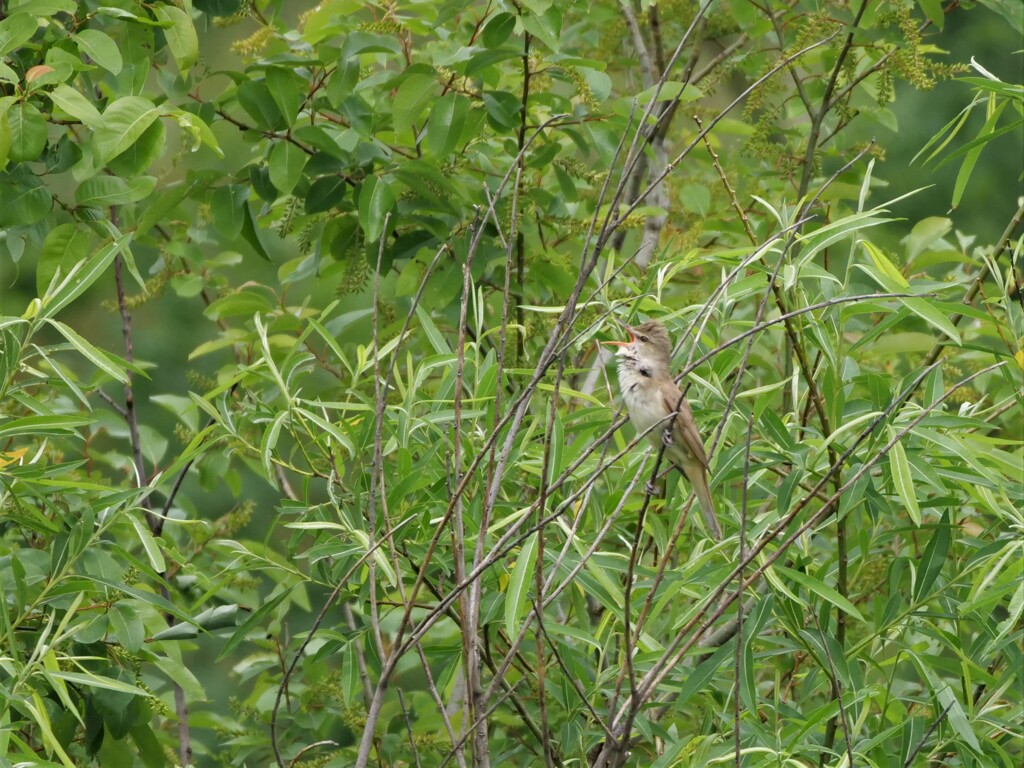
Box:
[604, 319, 673, 364]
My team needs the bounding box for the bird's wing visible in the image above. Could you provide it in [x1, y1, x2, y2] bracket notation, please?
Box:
[659, 381, 710, 470]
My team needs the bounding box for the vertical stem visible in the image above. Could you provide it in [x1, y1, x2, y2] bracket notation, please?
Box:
[514, 31, 531, 362]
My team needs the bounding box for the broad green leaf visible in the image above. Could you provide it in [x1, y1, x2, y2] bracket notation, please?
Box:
[46, 84, 102, 127]
[481, 12, 515, 48]
[504, 532, 539, 638]
[109, 601, 145, 652]
[0, 13, 38, 58]
[268, 140, 307, 194]
[393, 72, 437, 140]
[107, 119, 165, 176]
[520, 4, 562, 51]
[905, 216, 952, 261]
[425, 92, 469, 158]
[237, 80, 284, 130]
[169, 108, 223, 157]
[358, 175, 395, 243]
[75, 175, 156, 206]
[0, 179, 52, 226]
[152, 5, 198, 74]
[211, 184, 247, 238]
[95, 96, 160, 163]
[917, 0, 944, 29]
[73, 29, 123, 75]
[7, 102, 47, 162]
[889, 436, 921, 526]
[265, 66, 303, 126]
[305, 175, 347, 214]
[37, 223, 91, 296]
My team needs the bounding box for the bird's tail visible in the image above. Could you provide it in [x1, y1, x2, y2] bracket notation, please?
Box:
[691, 471, 722, 540]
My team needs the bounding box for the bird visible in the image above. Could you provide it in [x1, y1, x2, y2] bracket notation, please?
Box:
[604, 319, 722, 540]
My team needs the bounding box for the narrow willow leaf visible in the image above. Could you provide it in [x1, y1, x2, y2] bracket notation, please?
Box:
[914, 510, 950, 601]
[901, 297, 961, 344]
[861, 240, 909, 288]
[505, 532, 539, 638]
[128, 514, 166, 573]
[46, 319, 130, 383]
[889, 436, 921, 526]
[775, 565, 864, 620]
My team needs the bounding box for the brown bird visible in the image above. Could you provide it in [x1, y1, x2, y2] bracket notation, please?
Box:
[604, 319, 722, 539]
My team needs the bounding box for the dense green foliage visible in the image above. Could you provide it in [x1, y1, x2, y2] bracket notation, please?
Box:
[0, 0, 1021, 766]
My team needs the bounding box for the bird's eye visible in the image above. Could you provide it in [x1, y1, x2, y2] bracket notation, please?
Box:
[639, 335, 648, 342]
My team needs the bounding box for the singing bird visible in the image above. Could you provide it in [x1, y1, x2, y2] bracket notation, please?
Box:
[605, 319, 722, 539]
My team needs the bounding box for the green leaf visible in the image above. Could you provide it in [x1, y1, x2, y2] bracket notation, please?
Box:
[107, 119, 165, 177]
[75, 175, 156, 206]
[917, 0, 945, 29]
[305, 175, 347, 214]
[268, 141, 307, 194]
[217, 589, 292, 660]
[211, 184, 247, 238]
[46, 319, 130, 383]
[425, 92, 469, 158]
[152, 5, 198, 75]
[0, 13, 38, 58]
[482, 12, 516, 48]
[914, 510, 950, 601]
[860, 240, 909, 288]
[236, 80, 284, 130]
[520, 4, 562, 52]
[0, 414, 93, 438]
[37, 223, 91, 296]
[358, 176, 395, 243]
[504, 532, 539, 637]
[952, 99, 1007, 209]
[109, 602, 145, 652]
[7, 102, 47, 162]
[95, 96, 160, 164]
[265, 67, 303, 127]
[128, 514, 166, 573]
[0, 179, 52, 226]
[889, 436, 921, 526]
[46, 84, 102, 127]
[393, 72, 437, 141]
[42, 239, 121, 318]
[73, 29, 123, 75]
[240, 201, 271, 261]
[774, 565, 865, 620]
[900, 297, 961, 344]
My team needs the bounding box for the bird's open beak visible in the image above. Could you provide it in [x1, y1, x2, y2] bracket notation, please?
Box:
[602, 318, 636, 348]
